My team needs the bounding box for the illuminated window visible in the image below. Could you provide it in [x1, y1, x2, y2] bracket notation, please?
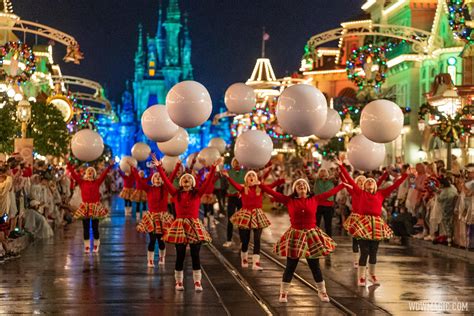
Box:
[149, 69, 155, 77]
[149, 61, 155, 67]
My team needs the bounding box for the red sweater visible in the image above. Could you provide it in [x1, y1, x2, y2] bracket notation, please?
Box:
[198, 167, 218, 195]
[134, 171, 153, 191]
[67, 164, 111, 203]
[347, 172, 388, 214]
[340, 165, 407, 216]
[225, 176, 285, 210]
[262, 184, 344, 229]
[119, 170, 135, 189]
[158, 165, 216, 219]
[132, 164, 179, 213]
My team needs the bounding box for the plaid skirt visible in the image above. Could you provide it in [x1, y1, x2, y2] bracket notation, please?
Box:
[201, 193, 217, 205]
[136, 211, 174, 234]
[230, 208, 271, 230]
[119, 188, 134, 200]
[343, 213, 393, 240]
[163, 218, 212, 244]
[131, 189, 147, 202]
[274, 227, 336, 259]
[74, 202, 108, 220]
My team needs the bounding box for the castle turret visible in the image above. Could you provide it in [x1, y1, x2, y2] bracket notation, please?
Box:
[162, 0, 182, 90]
[134, 24, 145, 82]
[181, 12, 193, 80]
[156, 2, 166, 68]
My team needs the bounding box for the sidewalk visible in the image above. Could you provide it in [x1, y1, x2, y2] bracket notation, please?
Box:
[406, 237, 474, 263]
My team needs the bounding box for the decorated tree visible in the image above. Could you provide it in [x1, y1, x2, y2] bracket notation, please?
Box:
[28, 102, 71, 156]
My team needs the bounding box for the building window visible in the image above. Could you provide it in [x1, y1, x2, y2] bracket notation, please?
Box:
[148, 69, 155, 77]
[149, 61, 155, 67]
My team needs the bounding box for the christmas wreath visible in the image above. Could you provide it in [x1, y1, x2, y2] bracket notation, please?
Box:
[346, 44, 388, 90]
[0, 41, 36, 83]
[447, 0, 474, 44]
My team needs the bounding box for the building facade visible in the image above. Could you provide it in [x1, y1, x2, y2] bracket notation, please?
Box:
[301, 0, 467, 164]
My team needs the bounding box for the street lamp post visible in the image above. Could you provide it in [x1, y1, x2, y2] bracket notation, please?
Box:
[16, 100, 32, 139]
[341, 113, 354, 147]
[426, 80, 461, 171]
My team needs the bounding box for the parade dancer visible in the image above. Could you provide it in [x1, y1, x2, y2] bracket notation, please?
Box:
[221, 169, 283, 270]
[338, 162, 407, 286]
[153, 155, 222, 292]
[118, 168, 135, 216]
[67, 161, 114, 253]
[198, 165, 218, 230]
[133, 162, 180, 267]
[261, 178, 346, 303]
[222, 158, 245, 248]
[131, 169, 150, 221]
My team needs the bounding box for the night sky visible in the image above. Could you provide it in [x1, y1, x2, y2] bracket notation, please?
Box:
[15, 0, 363, 107]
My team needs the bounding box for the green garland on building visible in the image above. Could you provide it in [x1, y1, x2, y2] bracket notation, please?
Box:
[447, 0, 474, 44]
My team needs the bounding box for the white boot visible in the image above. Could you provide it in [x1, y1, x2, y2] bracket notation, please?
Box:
[93, 239, 100, 253]
[175, 270, 184, 291]
[316, 281, 330, 302]
[203, 217, 209, 228]
[368, 264, 380, 285]
[147, 251, 155, 267]
[158, 249, 166, 265]
[241, 251, 249, 268]
[352, 252, 359, 269]
[252, 254, 263, 271]
[209, 215, 216, 229]
[84, 240, 90, 253]
[193, 270, 203, 292]
[125, 206, 132, 216]
[358, 266, 367, 287]
[135, 212, 140, 221]
[279, 282, 291, 303]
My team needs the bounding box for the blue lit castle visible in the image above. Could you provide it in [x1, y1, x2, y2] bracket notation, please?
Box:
[100, 0, 229, 159]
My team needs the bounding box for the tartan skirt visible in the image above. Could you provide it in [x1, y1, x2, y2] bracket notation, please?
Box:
[119, 188, 134, 200]
[163, 218, 212, 244]
[74, 202, 108, 220]
[136, 211, 174, 235]
[230, 208, 271, 230]
[201, 193, 217, 205]
[343, 213, 393, 240]
[131, 189, 147, 202]
[274, 227, 336, 259]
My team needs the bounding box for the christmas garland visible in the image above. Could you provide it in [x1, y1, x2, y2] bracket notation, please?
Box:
[346, 44, 388, 90]
[418, 103, 473, 143]
[447, 0, 474, 44]
[0, 41, 36, 83]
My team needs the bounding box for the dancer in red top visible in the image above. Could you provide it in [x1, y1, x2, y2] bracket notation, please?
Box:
[118, 169, 135, 216]
[131, 169, 152, 221]
[67, 162, 114, 253]
[222, 169, 284, 270]
[133, 162, 180, 267]
[338, 161, 408, 286]
[261, 178, 346, 303]
[153, 154, 222, 292]
[197, 165, 218, 230]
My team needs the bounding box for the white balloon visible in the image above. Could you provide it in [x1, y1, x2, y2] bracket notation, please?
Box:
[186, 153, 203, 171]
[120, 156, 138, 173]
[197, 147, 221, 167]
[347, 134, 386, 171]
[157, 128, 189, 156]
[71, 129, 104, 162]
[208, 137, 227, 154]
[314, 108, 342, 139]
[141, 104, 179, 142]
[276, 84, 328, 137]
[166, 81, 212, 128]
[224, 83, 256, 114]
[131, 142, 151, 162]
[360, 99, 404, 143]
[234, 130, 273, 169]
[162, 156, 180, 173]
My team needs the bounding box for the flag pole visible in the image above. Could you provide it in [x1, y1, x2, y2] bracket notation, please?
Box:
[261, 26, 265, 58]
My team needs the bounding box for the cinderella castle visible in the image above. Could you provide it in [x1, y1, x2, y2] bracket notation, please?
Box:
[98, 0, 228, 159]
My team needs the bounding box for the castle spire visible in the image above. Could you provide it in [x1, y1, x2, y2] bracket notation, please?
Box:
[166, 0, 181, 23]
[136, 24, 143, 56]
[157, 0, 163, 39]
[181, 11, 193, 80]
[134, 24, 145, 81]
